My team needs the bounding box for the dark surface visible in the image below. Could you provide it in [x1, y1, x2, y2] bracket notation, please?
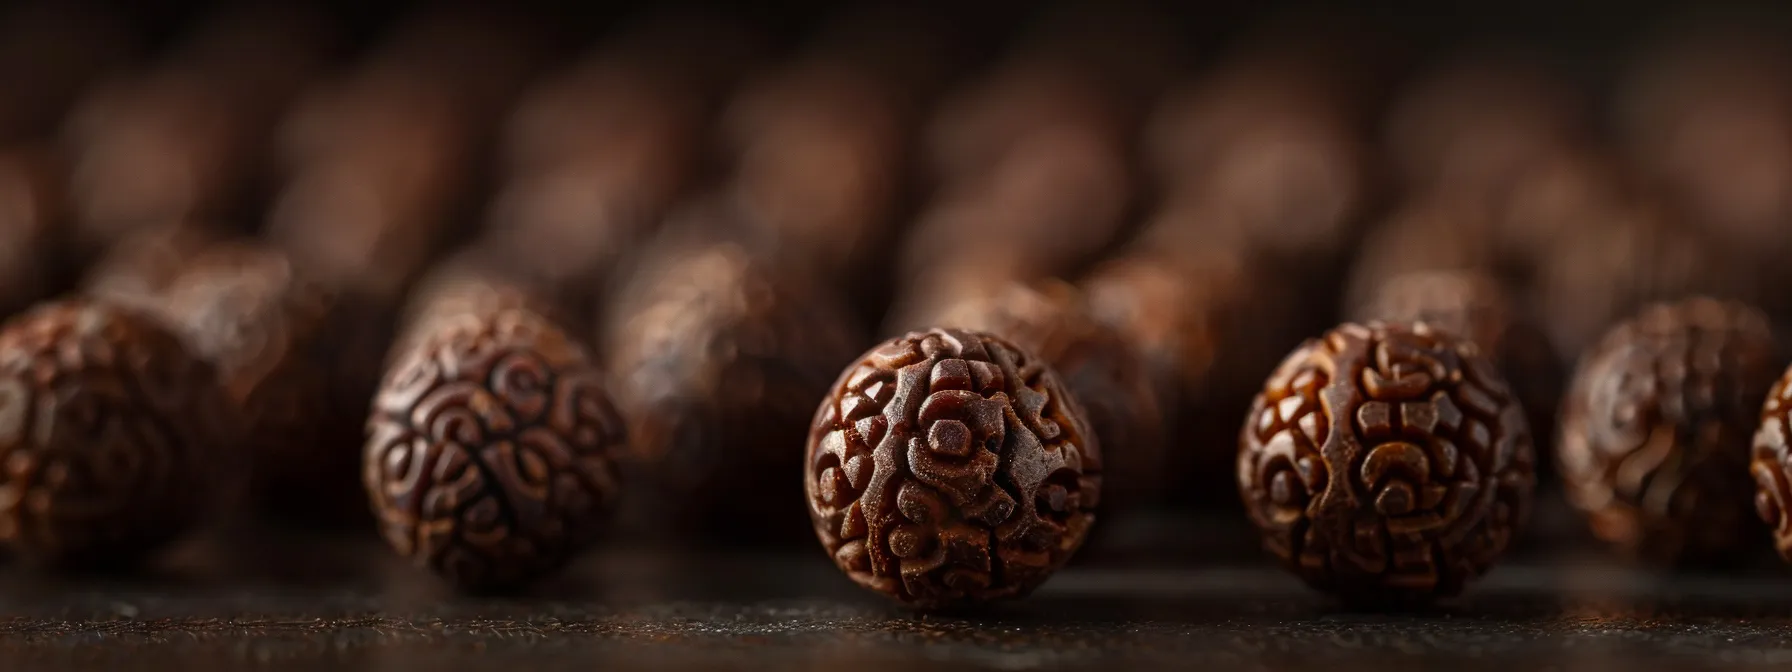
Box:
[5, 514, 1792, 670]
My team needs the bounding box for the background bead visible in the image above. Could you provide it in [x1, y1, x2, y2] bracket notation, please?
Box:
[0, 300, 232, 566]
[365, 298, 624, 590]
[1559, 297, 1780, 566]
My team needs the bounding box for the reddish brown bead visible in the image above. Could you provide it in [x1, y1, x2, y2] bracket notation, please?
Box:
[365, 300, 624, 591]
[1560, 298, 1778, 566]
[604, 236, 861, 542]
[1238, 322, 1535, 602]
[1753, 365, 1792, 563]
[0, 300, 233, 566]
[807, 328, 1102, 608]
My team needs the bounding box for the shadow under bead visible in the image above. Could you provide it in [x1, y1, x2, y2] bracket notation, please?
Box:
[1559, 297, 1780, 567]
[926, 280, 1164, 509]
[1238, 321, 1535, 604]
[806, 328, 1102, 608]
[603, 236, 862, 544]
[365, 294, 625, 591]
[0, 300, 233, 567]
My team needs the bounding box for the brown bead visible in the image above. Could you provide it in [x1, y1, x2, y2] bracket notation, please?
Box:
[603, 236, 862, 542]
[0, 300, 233, 566]
[1560, 298, 1779, 566]
[365, 299, 624, 591]
[1753, 364, 1792, 563]
[806, 328, 1101, 608]
[927, 280, 1164, 507]
[1238, 322, 1535, 602]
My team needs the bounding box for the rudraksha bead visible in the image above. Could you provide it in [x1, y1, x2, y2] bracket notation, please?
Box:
[364, 299, 625, 590]
[1560, 298, 1778, 566]
[603, 235, 861, 543]
[0, 300, 232, 566]
[806, 328, 1102, 608]
[1238, 321, 1535, 602]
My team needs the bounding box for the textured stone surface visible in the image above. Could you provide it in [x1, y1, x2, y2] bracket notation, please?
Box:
[1561, 298, 1778, 566]
[1238, 321, 1535, 602]
[806, 328, 1101, 608]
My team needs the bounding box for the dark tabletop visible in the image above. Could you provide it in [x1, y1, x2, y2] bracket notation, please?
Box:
[5, 511, 1792, 672]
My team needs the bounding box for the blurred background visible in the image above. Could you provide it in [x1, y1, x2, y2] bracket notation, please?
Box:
[5, 0, 1792, 562]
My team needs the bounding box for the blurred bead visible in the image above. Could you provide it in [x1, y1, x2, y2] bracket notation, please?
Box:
[602, 220, 863, 544]
[1561, 298, 1779, 566]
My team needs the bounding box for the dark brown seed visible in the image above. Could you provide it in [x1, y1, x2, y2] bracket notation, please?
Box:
[603, 235, 861, 543]
[806, 328, 1101, 608]
[1238, 321, 1535, 603]
[365, 295, 624, 591]
[0, 300, 233, 566]
[1560, 297, 1779, 566]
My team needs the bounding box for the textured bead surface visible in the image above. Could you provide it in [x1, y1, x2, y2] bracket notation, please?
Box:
[806, 328, 1102, 608]
[1561, 298, 1777, 565]
[365, 304, 624, 590]
[0, 300, 231, 565]
[1238, 321, 1534, 602]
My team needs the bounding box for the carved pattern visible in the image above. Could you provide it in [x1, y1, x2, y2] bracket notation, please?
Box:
[1560, 298, 1777, 565]
[1238, 322, 1534, 602]
[364, 304, 624, 590]
[806, 328, 1102, 608]
[0, 300, 230, 565]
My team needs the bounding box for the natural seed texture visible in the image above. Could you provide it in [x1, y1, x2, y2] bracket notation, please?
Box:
[365, 303, 625, 591]
[1562, 298, 1778, 566]
[0, 300, 232, 565]
[1238, 322, 1535, 603]
[806, 328, 1102, 608]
